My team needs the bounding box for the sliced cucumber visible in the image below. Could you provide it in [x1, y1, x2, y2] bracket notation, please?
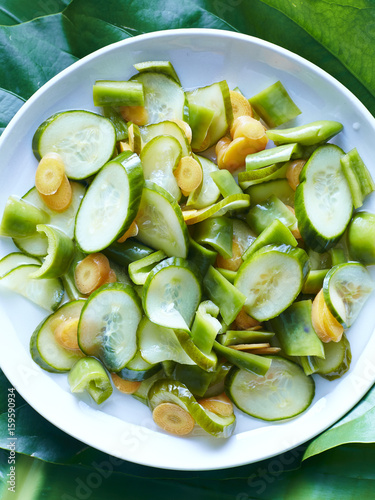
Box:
[314, 333, 352, 380]
[78, 283, 142, 372]
[133, 61, 181, 84]
[183, 194, 250, 225]
[323, 263, 374, 328]
[140, 135, 182, 200]
[68, 357, 113, 404]
[0, 252, 40, 278]
[30, 300, 85, 372]
[295, 145, 353, 252]
[140, 121, 190, 157]
[138, 317, 195, 365]
[116, 351, 160, 382]
[131, 370, 164, 405]
[234, 244, 309, 321]
[130, 72, 186, 123]
[187, 81, 232, 150]
[226, 357, 315, 421]
[14, 183, 86, 257]
[187, 155, 220, 209]
[0, 264, 64, 311]
[136, 181, 189, 258]
[32, 110, 116, 179]
[246, 195, 297, 235]
[142, 257, 201, 332]
[128, 250, 166, 285]
[174, 329, 218, 371]
[75, 151, 144, 253]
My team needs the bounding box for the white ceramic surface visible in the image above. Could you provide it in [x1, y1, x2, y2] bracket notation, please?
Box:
[0, 29, 375, 471]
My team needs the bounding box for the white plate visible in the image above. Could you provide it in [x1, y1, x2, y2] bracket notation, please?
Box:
[1, 29, 375, 471]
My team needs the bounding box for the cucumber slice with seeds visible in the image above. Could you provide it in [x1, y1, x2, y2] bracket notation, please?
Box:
[323, 263, 374, 328]
[30, 300, 85, 372]
[136, 181, 189, 258]
[78, 283, 142, 372]
[0, 252, 40, 278]
[295, 145, 353, 252]
[142, 257, 201, 332]
[226, 357, 315, 421]
[130, 72, 186, 124]
[234, 244, 309, 321]
[75, 151, 144, 253]
[32, 110, 116, 179]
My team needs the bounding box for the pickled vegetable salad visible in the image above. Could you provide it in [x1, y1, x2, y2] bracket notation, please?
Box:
[0, 60, 374, 439]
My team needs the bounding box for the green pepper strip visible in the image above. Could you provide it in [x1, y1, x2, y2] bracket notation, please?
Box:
[218, 330, 274, 347]
[269, 300, 325, 358]
[210, 170, 243, 197]
[246, 195, 297, 235]
[171, 364, 215, 398]
[0, 196, 50, 238]
[302, 269, 329, 295]
[29, 224, 74, 279]
[191, 300, 221, 354]
[102, 106, 128, 142]
[245, 143, 304, 171]
[187, 237, 217, 278]
[148, 378, 236, 438]
[242, 219, 297, 261]
[213, 341, 271, 376]
[93, 80, 144, 107]
[203, 266, 246, 325]
[341, 148, 375, 209]
[128, 250, 166, 285]
[68, 357, 113, 405]
[266, 120, 343, 147]
[193, 217, 233, 259]
[188, 103, 215, 151]
[249, 81, 301, 128]
[103, 239, 153, 268]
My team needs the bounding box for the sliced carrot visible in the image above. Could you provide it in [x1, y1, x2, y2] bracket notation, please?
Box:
[216, 240, 243, 271]
[152, 402, 195, 436]
[230, 115, 267, 142]
[174, 156, 203, 193]
[117, 220, 138, 243]
[54, 317, 80, 351]
[103, 268, 117, 284]
[35, 152, 65, 195]
[171, 119, 192, 144]
[74, 253, 111, 295]
[285, 205, 302, 239]
[111, 373, 141, 394]
[286, 159, 306, 191]
[40, 174, 72, 212]
[234, 308, 260, 330]
[230, 90, 253, 121]
[311, 289, 344, 342]
[199, 393, 233, 417]
[120, 105, 148, 126]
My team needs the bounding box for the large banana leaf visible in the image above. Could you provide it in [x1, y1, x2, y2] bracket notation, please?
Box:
[1, 1, 375, 498]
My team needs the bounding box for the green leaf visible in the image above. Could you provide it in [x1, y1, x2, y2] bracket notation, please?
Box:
[259, 0, 375, 100]
[0, 88, 24, 134]
[0, 0, 71, 25]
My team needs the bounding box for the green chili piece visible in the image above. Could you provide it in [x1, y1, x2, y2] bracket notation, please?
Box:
[269, 300, 325, 358]
[242, 219, 297, 261]
[188, 103, 215, 151]
[347, 212, 375, 265]
[203, 266, 246, 325]
[216, 268, 236, 283]
[128, 250, 166, 285]
[29, 224, 74, 279]
[238, 162, 286, 190]
[68, 357, 113, 405]
[102, 107, 128, 142]
[0, 196, 49, 238]
[245, 143, 303, 171]
[93, 80, 144, 107]
[266, 120, 343, 146]
[302, 269, 329, 295]
[247, 179, 294, 207]
[246, 195, 297, 235]
[210, 170, 243, 197]
[213, 341, 271, 376]
[187, 238, 217, 278]
[193, 217, 233, 259]
[103, 239, 153, 268]
[171, 364, 215, 398]
[218, 329, 274, 346]
[191, 300, 221, 354]
[249, 81, 301, 128]
[341, 148, 375, 209]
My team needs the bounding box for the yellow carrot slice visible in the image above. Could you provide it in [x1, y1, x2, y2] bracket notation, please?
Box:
[199, 393, 234, 417]
[54, 317, 80, 351]
[74, 253, 111, 295]
[230, 115, 266, 141]
[117, 221, 139, 243]
[312, 289, 344, 342]
[216, 240, 243, 271]
[40, 174, 72, 212]
[120, 105, 148, 126]
[234, 308, 260, 329]
[286, 159, 306, 191]
[103, 268, 117, 284]
[174, 156, 203, 193]
[111, 373, 141, 394]
[35, 152, 65, 195]
[230, 90, 253, 120]
[152, 402, 195, 436]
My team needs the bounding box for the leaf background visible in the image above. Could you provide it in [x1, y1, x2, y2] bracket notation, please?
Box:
[0, 1, 375, 498]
